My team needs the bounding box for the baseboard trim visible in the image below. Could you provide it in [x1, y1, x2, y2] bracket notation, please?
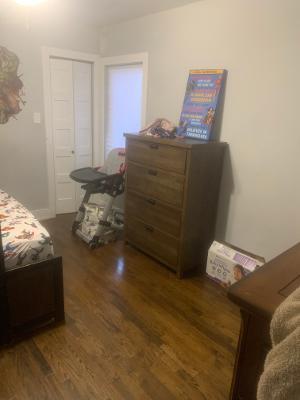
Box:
[31, 209, 54, 221]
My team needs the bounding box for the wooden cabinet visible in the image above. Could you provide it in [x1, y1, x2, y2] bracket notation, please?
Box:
[227, 243, 300, 400]
[124, 133, 226, 277]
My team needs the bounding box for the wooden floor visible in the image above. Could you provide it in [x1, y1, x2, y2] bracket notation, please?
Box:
[0, 214, 240, 400]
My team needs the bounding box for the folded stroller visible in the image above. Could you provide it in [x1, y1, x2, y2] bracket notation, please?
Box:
[70, 148, 126, 248]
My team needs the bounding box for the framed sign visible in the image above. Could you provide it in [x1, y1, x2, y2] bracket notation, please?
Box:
[178, 69, 225, 140]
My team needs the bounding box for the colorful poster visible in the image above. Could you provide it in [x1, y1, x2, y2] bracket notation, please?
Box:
[178, 69, 225, 140]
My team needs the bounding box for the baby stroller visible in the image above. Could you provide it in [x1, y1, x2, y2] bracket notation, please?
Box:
[70, 148, 126, 249]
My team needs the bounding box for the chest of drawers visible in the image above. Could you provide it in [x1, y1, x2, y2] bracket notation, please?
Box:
[124, 133, 226, 277]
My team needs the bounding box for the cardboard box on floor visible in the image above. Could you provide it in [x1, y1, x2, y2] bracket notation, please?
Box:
[206, 241, 265, 288]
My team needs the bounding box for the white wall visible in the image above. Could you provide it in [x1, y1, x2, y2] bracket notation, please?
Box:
[0, 13, 99, 212]
[100, 0, 300, 260]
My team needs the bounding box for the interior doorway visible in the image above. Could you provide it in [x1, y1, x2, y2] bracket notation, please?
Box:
[50, 58, 92, 213]
[42, 47, 101, 218]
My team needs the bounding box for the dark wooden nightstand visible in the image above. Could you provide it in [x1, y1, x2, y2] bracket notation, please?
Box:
[228, 242, 300, 400]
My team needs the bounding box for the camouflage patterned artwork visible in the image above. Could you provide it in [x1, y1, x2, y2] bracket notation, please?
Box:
[0, 46, 25, 124]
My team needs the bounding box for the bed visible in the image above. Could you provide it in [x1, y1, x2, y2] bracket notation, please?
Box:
[0, 190, 64, 345]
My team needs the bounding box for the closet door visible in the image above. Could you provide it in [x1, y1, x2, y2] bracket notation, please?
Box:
[50, 58, 76, 214]
[73, 61, 93, 209]
[50, 59, 93, 214]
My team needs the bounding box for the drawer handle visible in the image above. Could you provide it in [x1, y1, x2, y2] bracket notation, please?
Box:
[144, 225, 154, 233]
[148, 169, 157, 176]
[150, 143, 159, 150]
[146, 198, 156, 206]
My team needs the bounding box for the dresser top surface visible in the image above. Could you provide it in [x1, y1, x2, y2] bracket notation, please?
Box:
[228, 242, 300, 319]
[124, 133, 227, 149]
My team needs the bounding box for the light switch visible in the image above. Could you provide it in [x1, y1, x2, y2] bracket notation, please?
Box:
[33, 112, 41, 124]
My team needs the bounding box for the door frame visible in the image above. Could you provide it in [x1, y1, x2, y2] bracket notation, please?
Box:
[42, 47, 101, 218]
[100, 52, 148, 164]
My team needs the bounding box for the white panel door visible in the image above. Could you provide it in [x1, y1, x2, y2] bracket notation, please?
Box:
[73, 61, 93, 209]
[50, 58, 76, 214]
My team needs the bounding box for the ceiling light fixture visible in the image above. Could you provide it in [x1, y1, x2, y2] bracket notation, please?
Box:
[15, 0, 46, 5]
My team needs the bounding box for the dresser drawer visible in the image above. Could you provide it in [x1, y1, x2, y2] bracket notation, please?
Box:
[126, 217, 179, 269]
[126, 190, 181, 237]
[126, 138, 187, 174]
[126, 162, 185, 207]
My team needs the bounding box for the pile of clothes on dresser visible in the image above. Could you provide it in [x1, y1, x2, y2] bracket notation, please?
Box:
[139, 118, 177, 139]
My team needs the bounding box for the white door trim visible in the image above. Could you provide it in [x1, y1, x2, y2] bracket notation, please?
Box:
[100, 52, 148, 165]
[42, 47, 101, 218]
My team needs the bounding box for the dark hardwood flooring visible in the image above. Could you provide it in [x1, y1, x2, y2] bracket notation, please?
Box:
[0, 214, 240, 400]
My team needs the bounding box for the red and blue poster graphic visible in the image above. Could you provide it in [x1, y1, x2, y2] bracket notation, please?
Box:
[178, 69, 225, 140]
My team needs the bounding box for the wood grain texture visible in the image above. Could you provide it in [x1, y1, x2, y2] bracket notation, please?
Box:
[126, 190, 182, 237]
[178, 145, 226, 275]
[1, 256, 64, 344]
[125, 134, 226, 277]
[127, 161, 185, 207]
[126, 138, 187, 174]
[125, 133, 224, 149]
[229, 311, 270, 400]
[0, 220, 64, 345]
[227, 242, 300, 400]
[228, 241, 300, 318]
[126, 215, 179, 269]
[0, 214, 240, 400]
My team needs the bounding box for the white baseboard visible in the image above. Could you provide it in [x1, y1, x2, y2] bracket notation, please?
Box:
[31, 208, 55, 221]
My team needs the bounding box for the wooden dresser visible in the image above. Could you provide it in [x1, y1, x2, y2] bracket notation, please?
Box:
[228, 242, 300, 400]
[124, 133, 226, 277]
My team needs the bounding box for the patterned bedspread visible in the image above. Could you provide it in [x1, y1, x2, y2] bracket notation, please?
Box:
[0, 190, 54, 271]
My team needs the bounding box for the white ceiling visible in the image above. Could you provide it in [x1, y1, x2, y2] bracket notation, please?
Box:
[1, 0, 200, 27]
